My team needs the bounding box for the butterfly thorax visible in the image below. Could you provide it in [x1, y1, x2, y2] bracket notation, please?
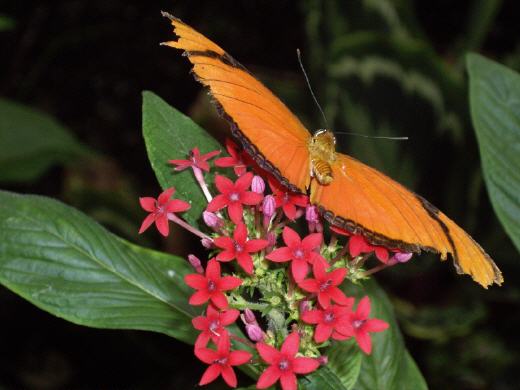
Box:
[308, 129, 336, 185]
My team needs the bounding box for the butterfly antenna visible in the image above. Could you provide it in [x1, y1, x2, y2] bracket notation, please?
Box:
[297, 49, 328, 128]
[335, 131, 409, 141]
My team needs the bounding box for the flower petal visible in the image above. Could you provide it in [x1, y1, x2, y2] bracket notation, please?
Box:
[349, 235, 366, 257]
[292, 357, 320, 374]
[138, 213, 156, 234]
[280, 372, 297, 390]
[328, 287, 350, 306]
[244, 239, 268, 253]
[214, 236, 235, 252]
[317, 291, 331, 309]
[191, 315, 209, 330]
[157, 188, 175, 204]
[166, 199, 190, 213]
[282, 227, 301, 247]
[220, 308, 240, 326]
[154, 214, 169, 237]
[356, 296, 371, 319]
[375, 246, 389, 263]
[314, 323, 333, 343]
[291, 258, 309, 281]
[219, 276, 243, 290]
[195, 348, 219, 364]
[283, 202, 297, 220]
[280, 332, 299, 356]
[227, 202, 244, 225]
[139, 197, 156, 212]
[256, 365, 281, 389]
[364, 318, 389, 333]
[221, 365, 237, 388]
[210, 291, 229, 309]
[297, 278, 319, 293]
[215, 156, 237, 168]
[199, 364, 222, 386]
[216, 250, 236, 262]
[206, 259, 221, 280]
[236, 253, 254, 274]
[229, 350, 253, 366]
[194, 332, 210, 349]
[301, 233, 322, 251]
[265, 247, 292, 262]
[301, 310, 322, 324]
[329, 267, 347, 286]
[189, 290, 211, 306]
[235, 172, 253, 191]
[184, 274, 207, 289]
[234, 222, 248, 243]
[355, 330, 372, 354]
[206, 194, 228, 212]
[215, 174, 235, 194]
[256, 343, 281, 364]
[291, 194, 309, 207]
[240, 191, 263, 205]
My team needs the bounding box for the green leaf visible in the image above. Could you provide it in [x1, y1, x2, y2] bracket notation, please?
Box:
[142, 91, 222, 228]
[0, 14, 15, 31]
[0, 190, 199, 343]
[0, 98, 89, 183]
[345, 280, 428, 390]
[467, 53, 520, 254]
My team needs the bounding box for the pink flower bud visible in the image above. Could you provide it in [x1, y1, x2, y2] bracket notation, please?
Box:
[267, 231, 277, 247]
[201, 237, 214, 249]
[188, 254, 204, 274]
[262, 195, 276, 218]
[246, 323, 264, 342]
[203, 211, 221, 228]
[243, 308, 257, 324]
[251, 175, 265, 194]
[305, 205, 319, 223]
[299, 299, 311, 314]
[394, 252, 413, 263]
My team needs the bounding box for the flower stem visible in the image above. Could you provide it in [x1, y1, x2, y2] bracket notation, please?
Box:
[230, 334, 256, 349]
[193, 167, 213, 202]
[167, 213, 212, 241]
[362, 262, 390, 276]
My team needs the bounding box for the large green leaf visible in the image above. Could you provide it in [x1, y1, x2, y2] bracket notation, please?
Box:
[142, 91, 222, 228]
[467, 53, 520, 254]
[345, 280, 428, 390]
[0, 190, 198, 343]
[0, 98, 89, 183]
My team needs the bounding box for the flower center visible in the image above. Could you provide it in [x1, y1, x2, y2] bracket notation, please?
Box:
[324, 311, 335, 323]
[283, 192, 290, 204]
[319, 279, 332, 292]
[234, 243, 244, 253]
[353, 319, 366, 329]
[293, 248, 304, 259]
[229, 192, 240, 202]
[209, 320, 220, 333]
[215, 357, 228, 365]
[278, 358, 290, 371]
[207, 280, 217, 292]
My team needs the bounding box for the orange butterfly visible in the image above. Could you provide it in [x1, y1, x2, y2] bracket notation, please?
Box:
[161, 12, 503, 288]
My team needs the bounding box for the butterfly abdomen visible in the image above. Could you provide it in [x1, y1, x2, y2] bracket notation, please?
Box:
[309, 129, 336, 185]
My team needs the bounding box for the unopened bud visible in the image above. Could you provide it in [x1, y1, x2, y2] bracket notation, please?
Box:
[246, 323, 264, 342]
[188, 254, 204, 274]
[267, 231, 277, 247]
[299, 299, 311, 315]
[201, 237, 214, 249]
[394, 252, 413, 263]
[305, 205, 319, 223]
[203, 211, 222, 228]
[262, 195, 276, 218]
[251, 175, 265, 194]
[243, 308, 257, 324]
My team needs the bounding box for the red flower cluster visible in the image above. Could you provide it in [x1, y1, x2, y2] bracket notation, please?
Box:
[138, 143, 398, 389]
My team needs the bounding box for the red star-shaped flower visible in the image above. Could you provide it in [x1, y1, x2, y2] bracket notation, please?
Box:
[214, 139, 248, 176]
[195, 332, 252, 388]
[330, 226, 391, 263]
[301, 301, 355, 343]
[265, 226, 328, 281]
[214, 222, 269, 274]
[256, 332, 320, 390]
[184, 259, 242, 309]
[192, 304, 240, 348]
[138, 187, 190, 237]
[169, 147, 220, 172]
[345, 296, 389, 354]
[268, 179, 308, 220]
[297, 261, 350, 308]
[206, 172, 263, 224]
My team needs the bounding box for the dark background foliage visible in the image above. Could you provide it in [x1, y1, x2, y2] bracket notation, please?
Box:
[1, 1, 519, 389]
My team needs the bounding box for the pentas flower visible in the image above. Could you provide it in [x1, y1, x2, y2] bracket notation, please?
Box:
[269, 179, 309, 220]
[192, 305, 240, 348]
[195, 332, 252, 388]
[169, 147, 220, 172]
[266, 226, 328, 281]
[184, 259, 242, 309]
[138, 187, 190, 237]
[346, 296, 389, 354]
[214, 222, 268, 274]
[256, 332, 320, 390]
[214, 139, 248, 176]
[298, 261, 350, 308]
[206, 172, 263, 224]
[301, 301, 355, 343]
[330, 226, 391, 263]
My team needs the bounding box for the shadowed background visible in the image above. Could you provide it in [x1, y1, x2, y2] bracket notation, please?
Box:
[1, 1, 519, 389]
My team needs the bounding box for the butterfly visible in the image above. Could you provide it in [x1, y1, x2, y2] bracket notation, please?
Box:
[161, 12, 503, 288]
